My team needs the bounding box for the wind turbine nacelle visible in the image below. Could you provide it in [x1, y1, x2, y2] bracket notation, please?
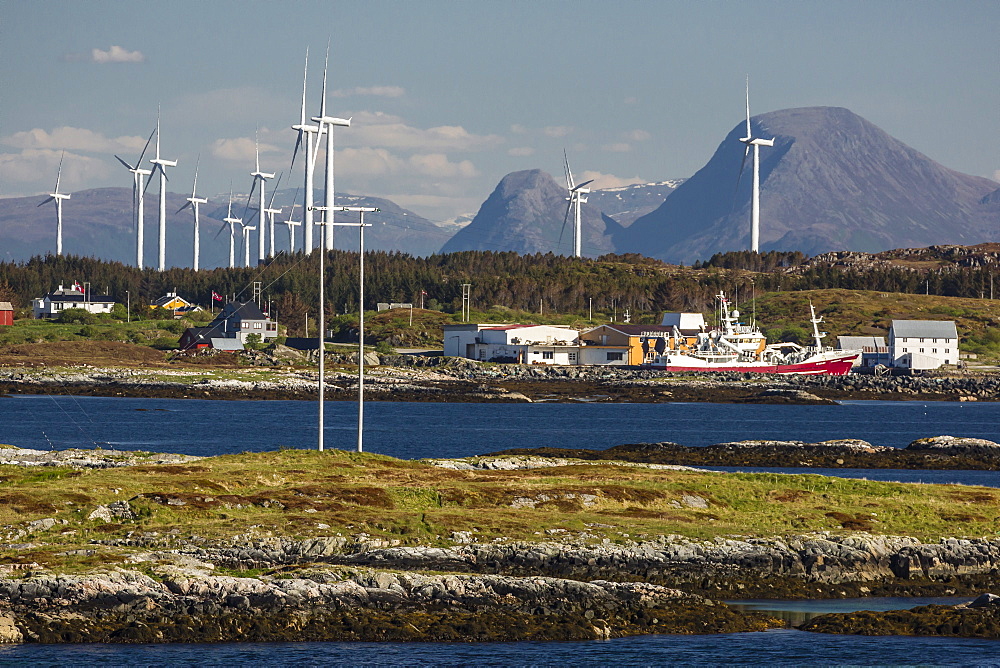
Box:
[151, 159, 178, 167]
[292, 123, 320, 133]
[188, 196, 209, 204]
[751, 138, 774, 147]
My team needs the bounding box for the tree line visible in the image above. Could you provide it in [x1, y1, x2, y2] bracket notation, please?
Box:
[0, 250, 996, 335]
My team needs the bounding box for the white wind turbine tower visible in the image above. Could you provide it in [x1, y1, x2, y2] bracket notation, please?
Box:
[559, 150, 594, 258]
[311, 46, 351, 251]
[38, 151, 70, 256]
[176, 157, 208, 271]
[737, 76, 774, 253]
[115, 128, 155, 268]
[148, 110, 178, 271]
[290, 48, 323, 254]
[217, 186, 242, 269]
[246, 132, 275, 265]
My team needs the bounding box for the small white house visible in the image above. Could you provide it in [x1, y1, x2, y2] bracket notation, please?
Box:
[444, 324, 579, 364]
[660, 312, 706, 334]
[33, 285, 115, 319]
[888, 320, 959, 369]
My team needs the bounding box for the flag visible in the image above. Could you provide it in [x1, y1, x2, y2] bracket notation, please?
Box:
[72, 281, 83, 293]
[421, 290, 427, 295]
[212, 291, 223, 302]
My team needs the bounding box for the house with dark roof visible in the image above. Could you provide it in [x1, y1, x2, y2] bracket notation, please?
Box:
[32, 285, 115, 319]
[178, 301, 278, 351]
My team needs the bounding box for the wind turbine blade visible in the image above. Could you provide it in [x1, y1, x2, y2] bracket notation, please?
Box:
[55, 151, 65, 191]
[300, 47, 309, 126]
[213, 223, 228, 240]
[288, 186, 300, 212]
[563, 149, 574, 190]
[255, 130, 261, 173]
[558, 200, 572, 246]
[143, 170, 156, 195]
[176, 201, 192, 214]
[573, 179, 595, 191]
[192, 155, 201, 194]
[319, 40, 329, 118]
[730, 146, 751, 214]
[267, 171, 283, 208]
[745, 75, 752, 138]
[38, 196, 54, 207]
[115, 155, 134, 170]
[137, 128, 155, 164]
[290, 132, 302, 172]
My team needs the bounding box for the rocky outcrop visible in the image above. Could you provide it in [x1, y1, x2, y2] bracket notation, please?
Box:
[0, 447, 199, 469]
[0, 569, 772, 643]
[802, 594, 1000, 638]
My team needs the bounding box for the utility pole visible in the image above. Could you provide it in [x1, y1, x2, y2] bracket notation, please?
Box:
[126, 291, 130, 323]
[588, 297, 592, 323]
[461, 283, 471, 322]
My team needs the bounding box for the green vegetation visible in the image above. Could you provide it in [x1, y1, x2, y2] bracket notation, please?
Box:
[1, 450, 997, 573]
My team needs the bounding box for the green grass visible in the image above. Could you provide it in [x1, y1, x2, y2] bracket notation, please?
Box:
[0, 449, 997, 572]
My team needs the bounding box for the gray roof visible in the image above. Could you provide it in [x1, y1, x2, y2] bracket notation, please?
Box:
[211, 338, 244, 351]
[891, 320, 958, 339]
[837, 336, 886, 349]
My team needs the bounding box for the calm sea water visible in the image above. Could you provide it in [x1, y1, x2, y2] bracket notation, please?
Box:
[3, 396, 1000, 662]
[2, 395, 998, 486]
[1, 630, 999, 666]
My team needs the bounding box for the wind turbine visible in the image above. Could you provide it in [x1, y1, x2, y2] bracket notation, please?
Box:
[38, 151, 70, 256]
[247, 132, 275, 265]
[311, 44, 351, 251]
[216, 185, 242, 269]
[264, 171, 284, 258]
[280, 194, 302, 253]
[148, 109, 177, 271]
[559, 150, 594, 258]
[177, 157, 208, 271]
[736, 76, 774, 253]
[240, 223, 257, 268]
[290, 48, 323, 254]
[115, 128, 155, 268]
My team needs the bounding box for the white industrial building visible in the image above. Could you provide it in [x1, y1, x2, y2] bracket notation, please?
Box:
[888, 320, 958, 370]
[443, 324, 579, 364]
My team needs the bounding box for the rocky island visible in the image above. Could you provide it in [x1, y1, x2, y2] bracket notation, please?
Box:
[0, 445, 997, 643]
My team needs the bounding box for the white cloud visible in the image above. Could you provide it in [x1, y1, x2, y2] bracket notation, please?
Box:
[332, 86, 405, 98]
[346, 120, 503, 152]
[602, 142, 632, 153]
[0, 149, 108, 191]
[336, 147, 406, 176]
[3, 127, 146, 154]
[510, 124, 528, 134]
[626, 129, 651, 142]
[543, 126, 573, 138]
[91, 45, 144, 64]
[508, 146, 535, 157]
[408, 154, 478, 178]
[210, 137, 282, 162]
[580, 171, 646, 189]
[992, 169, 1000, 183]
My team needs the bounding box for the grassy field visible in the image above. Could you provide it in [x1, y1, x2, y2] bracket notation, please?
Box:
[0, 449, 996, 573]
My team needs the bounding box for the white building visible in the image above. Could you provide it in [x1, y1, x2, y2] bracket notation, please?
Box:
[33, 284, 115, 319]
[443, 324, 579, 364]
[888, 320, 958, 370]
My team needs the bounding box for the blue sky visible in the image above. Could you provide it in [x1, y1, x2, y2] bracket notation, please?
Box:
[2, 0, 997, 222]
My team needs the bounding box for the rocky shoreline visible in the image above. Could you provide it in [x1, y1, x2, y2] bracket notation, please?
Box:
[1, 357, 999, 403]
[490, 435, 1000, 470]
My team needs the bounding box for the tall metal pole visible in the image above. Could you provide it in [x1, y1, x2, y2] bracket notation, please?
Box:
[357, 214, 365, 454]
[318, 220, 325, 452]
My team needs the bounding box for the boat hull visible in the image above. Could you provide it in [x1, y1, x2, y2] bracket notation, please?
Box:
[646, 353, 860, 375]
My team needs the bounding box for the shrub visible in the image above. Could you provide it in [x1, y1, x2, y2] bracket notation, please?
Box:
[57, 308, 96, 325]
[374, 340, 394, 355]
[245, 333, 263, 350]
[78, 325, 99, 338]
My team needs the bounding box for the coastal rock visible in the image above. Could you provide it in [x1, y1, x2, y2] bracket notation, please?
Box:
[88, 500, 136, 523]
[0, 615, 22, 644]
[905, 435, 1000, 455]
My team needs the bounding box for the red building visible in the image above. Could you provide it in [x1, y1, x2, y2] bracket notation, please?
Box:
[0, 302, 13, 326]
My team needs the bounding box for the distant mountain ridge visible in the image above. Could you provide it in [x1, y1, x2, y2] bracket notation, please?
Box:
[613, 106, 1000, 263]
[0, 187, 447, 267]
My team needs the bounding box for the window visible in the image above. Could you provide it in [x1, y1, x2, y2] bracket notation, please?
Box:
[920, 348, 924, 353]
[542, 351, 554, 359]
[607, 352, 624, 361]
[932, 348, 937, 353]
[254, 322, 262, 329]
[568, 353, 577, 362]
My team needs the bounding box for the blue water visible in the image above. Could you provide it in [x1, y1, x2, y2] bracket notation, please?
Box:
[2, 395, 997, 487]
[0, 631, 999, 666]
